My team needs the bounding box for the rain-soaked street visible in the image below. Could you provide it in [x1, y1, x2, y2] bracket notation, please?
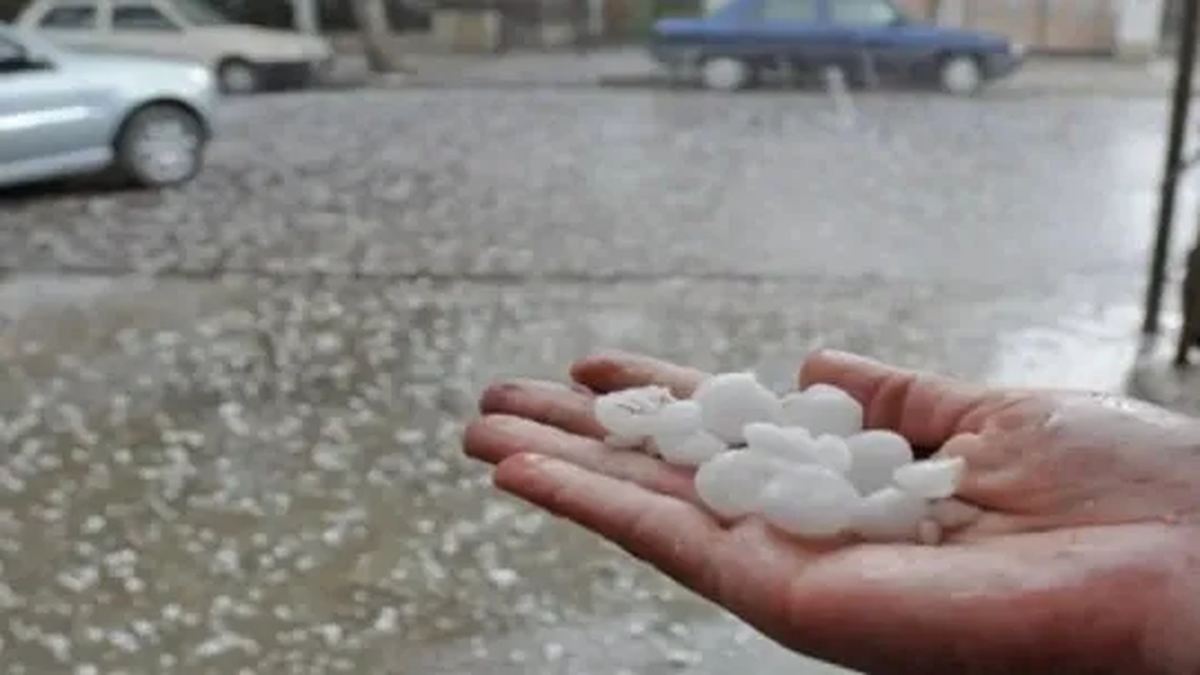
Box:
[0, 87, 1187, 673]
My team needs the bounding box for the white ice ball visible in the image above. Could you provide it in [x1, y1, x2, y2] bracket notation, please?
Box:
[744, 423, 852, 475]
[691, 372, 782, 445]
[744, 422, 812, 460]
[651, 400, 704, 437]
[811, 434, 853, 475]
[694, 451, 788, 520]
[844, 430, 914, 494]
[594, 386, 675, 438]
[757, 465, 861, 539]
[893, 457, 966, 500]
[850, 487, 928, 542]
[655, 430, 727, 468]
[928, 498, 982, 531]
[779, 384, 864, 438]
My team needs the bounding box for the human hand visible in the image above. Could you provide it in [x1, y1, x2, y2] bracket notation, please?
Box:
[463, 350, 1200, 675]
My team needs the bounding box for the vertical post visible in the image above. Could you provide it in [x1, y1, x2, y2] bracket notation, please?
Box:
[1143, 0, 1198, 336]
[292, 0, 319, 34]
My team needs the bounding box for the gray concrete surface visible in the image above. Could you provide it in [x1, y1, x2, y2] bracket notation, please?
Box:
[0, 87, 1183, 673]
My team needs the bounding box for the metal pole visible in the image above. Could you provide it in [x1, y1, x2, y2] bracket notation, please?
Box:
[1143, 0, 1199, 336]
[291, 0, 319, 33]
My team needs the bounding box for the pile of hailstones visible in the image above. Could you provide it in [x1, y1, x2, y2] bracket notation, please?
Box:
[594, 372, 976, 545]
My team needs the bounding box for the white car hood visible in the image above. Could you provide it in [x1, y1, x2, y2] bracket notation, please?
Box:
[58, 50, 211, 88]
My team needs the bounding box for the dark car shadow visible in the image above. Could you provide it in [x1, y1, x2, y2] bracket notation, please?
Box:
[0, 174, 142, 204]
[606, 69, 946, 96]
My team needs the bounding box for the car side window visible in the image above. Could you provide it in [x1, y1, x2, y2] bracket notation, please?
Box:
[762, 0, 820, 21]
[830, 0, 899, 26]
[112, 5, 181, 29]
[37, 4, 99, 29]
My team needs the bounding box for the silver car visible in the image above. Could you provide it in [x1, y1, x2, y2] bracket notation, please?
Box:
[0, 25, 217, 189]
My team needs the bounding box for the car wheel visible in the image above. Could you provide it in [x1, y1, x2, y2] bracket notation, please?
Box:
[701, 57, 751, 92]
[115, 104, 206, 188]
[217, 58, 259, 95]
[938, 54, 983, 96]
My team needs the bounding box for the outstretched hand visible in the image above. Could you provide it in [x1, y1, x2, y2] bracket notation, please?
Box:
[463, 350, 1200, 675]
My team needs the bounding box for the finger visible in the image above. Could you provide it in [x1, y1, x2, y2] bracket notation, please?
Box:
[480, 378, 607, 439]
[463, 415, 699, 501]
[799, 349, 1010, 448]
[571, 350, 709, 398]
[494, 454, 723, 599]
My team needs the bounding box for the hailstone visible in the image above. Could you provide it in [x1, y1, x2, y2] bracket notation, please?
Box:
[694, 451, 789, 520]
[594, 386, 675, 439]
[757, 466, 861, 539]
[844, 430, 914, 494]
[655, 430, 727, 467]
[811, 434, 853, 475]
[850, 487, 928, 542]
[691, 372, 782, 444]
[779, 384, 863, 438]
[928, 498, 982, 531]
[744, 423, 852, 475]
[743, 423, 815, 462]
[893, 457, 966, 500]
[651, 400, 704, 437]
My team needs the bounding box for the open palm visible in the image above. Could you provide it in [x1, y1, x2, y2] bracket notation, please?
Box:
[463, 350, 1200, 675]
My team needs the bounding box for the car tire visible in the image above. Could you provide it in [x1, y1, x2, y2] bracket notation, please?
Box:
[114, 104, 206, 188]
[701, 57, 752, 92]
[217, 57, 260, 95]
[937, 54, 984, 96]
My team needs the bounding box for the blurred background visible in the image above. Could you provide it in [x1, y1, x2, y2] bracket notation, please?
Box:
[2, 0, 1200, 673]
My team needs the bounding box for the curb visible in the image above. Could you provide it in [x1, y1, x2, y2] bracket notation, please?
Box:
[596, 74, 1184, 99]
[311, 71, 1185, 98]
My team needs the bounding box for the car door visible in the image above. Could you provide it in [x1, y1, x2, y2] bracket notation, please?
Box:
[106, 0, 191, 60]
[828, 0, 919, 80]
[0, 34, 115, 183]
[754, 0, 848, 73]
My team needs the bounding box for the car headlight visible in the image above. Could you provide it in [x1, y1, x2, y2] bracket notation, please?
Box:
[1010, 41, 1027, 56]
[188, 66, 213, 87]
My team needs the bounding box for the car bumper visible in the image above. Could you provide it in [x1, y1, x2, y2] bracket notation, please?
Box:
[982, 47, 1026, 80]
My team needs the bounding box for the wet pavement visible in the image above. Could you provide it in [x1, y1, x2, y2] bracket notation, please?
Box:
[0, 88, 1186, 673]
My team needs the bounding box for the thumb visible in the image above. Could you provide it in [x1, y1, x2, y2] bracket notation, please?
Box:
[799, 350, 1000, 448]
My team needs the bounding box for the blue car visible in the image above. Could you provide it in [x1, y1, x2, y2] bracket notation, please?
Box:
[649, 0, 1026, 95]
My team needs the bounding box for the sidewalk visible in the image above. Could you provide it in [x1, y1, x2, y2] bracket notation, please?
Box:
[327, 47, 1198, 98]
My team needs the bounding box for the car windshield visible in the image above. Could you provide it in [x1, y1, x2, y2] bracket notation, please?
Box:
[170, 0, 233, 25]
[0, 26, 62, 58]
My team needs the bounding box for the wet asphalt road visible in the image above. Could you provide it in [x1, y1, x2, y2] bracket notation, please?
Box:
[0, 88, 1187, 674]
